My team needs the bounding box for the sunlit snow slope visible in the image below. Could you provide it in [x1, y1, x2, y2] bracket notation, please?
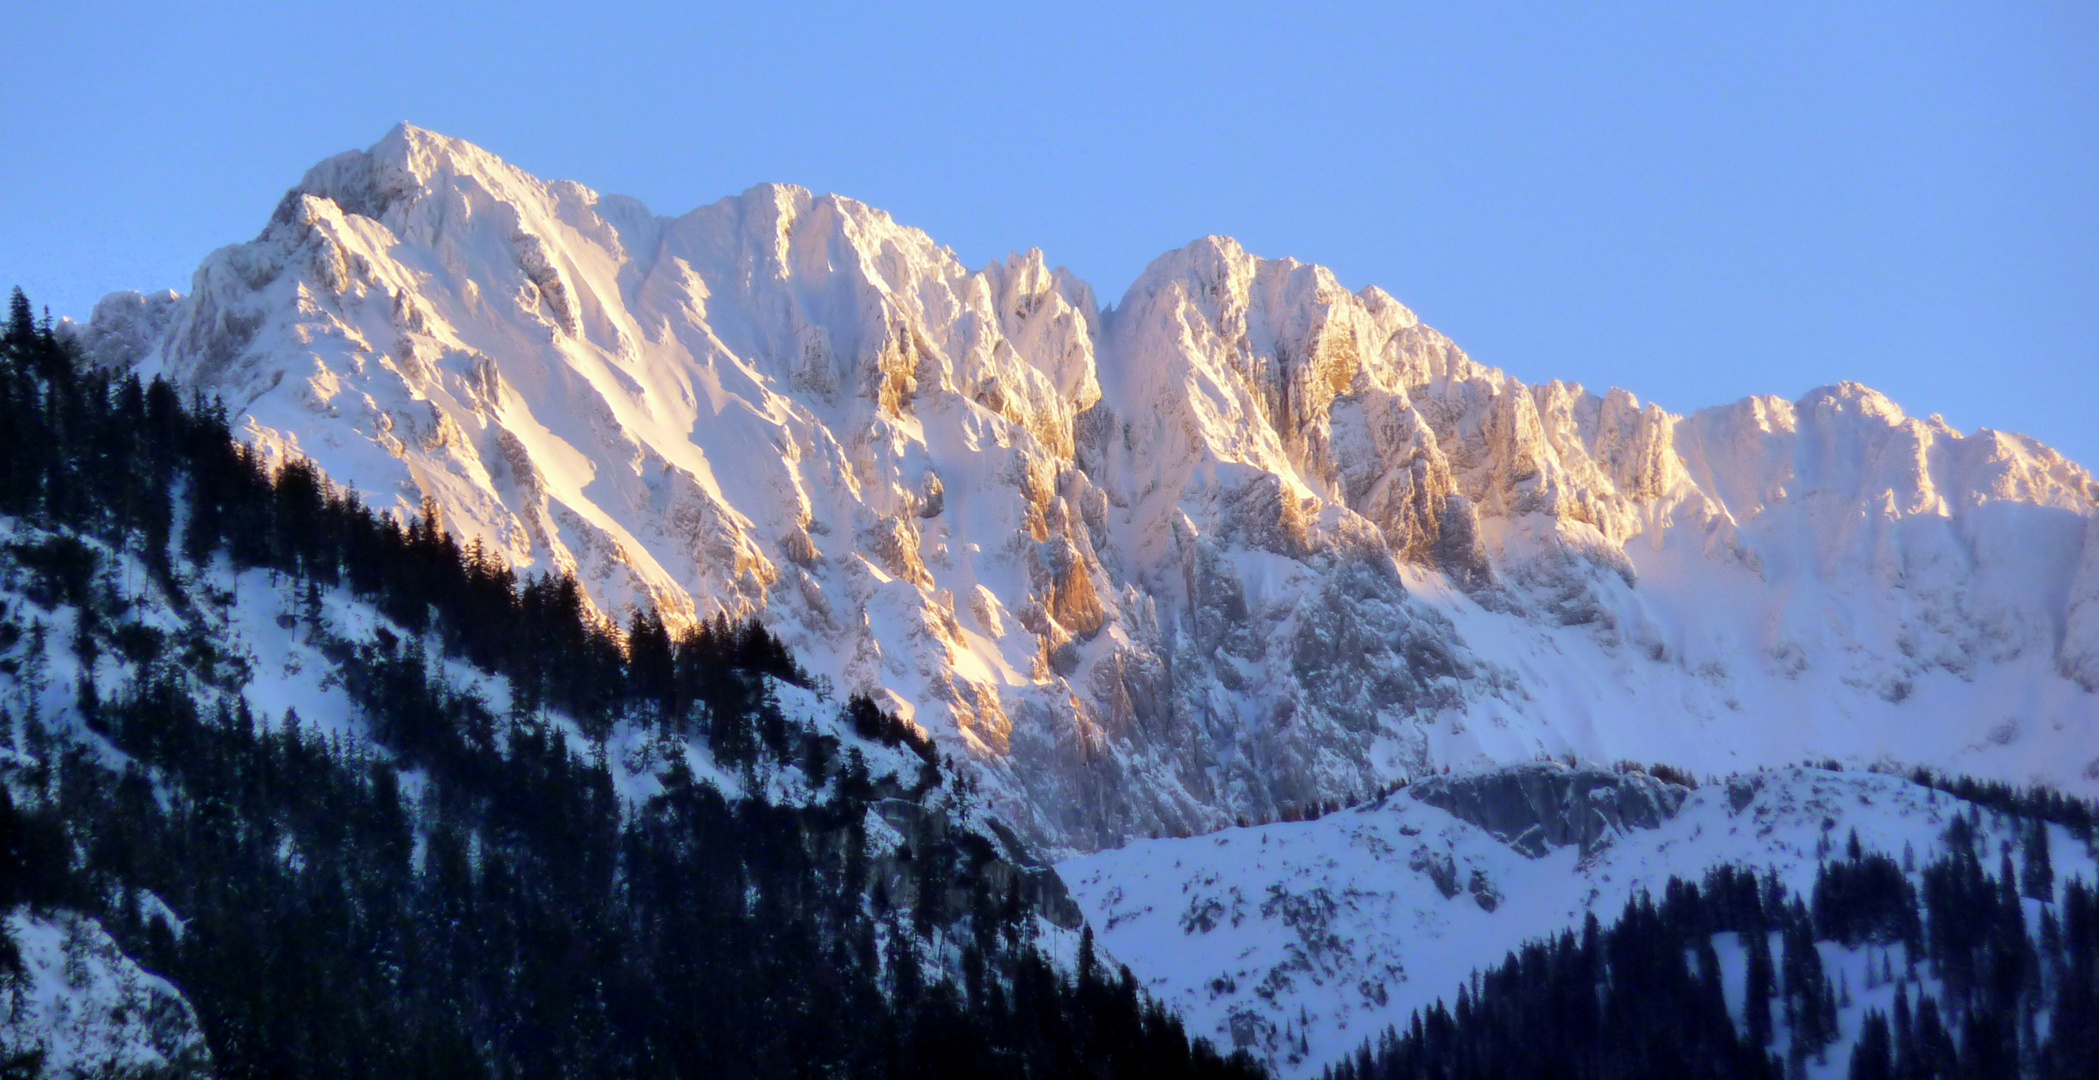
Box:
[93, 124, 2099, 853]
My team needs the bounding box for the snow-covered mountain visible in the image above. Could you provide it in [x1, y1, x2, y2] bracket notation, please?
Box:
[98, 124, 2099, 854]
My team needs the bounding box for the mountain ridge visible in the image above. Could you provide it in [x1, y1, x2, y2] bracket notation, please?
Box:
[86, 123, 2099, 854]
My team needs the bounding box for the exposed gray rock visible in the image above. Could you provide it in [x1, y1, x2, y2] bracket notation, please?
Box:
[1407, 846, 1462, 898]
[855, 797, 1082, 931]
[1410, 761, 1689, 859]
[1431, 494, 1493, 591]
[1467, 867, 1502, 912]
[1228, 1008, 1274, 1051]
[1727, 774, 1764, 815]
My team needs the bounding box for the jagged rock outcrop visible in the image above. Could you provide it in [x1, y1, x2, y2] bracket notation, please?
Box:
[1409, 762, 1690, 858]
[105, 125, 2099, 853]
[867, 796, 1084, 929]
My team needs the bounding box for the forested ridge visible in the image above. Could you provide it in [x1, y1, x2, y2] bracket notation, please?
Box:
[1322, 798, 2099, 1080]
[0, 287, 1264, 1079]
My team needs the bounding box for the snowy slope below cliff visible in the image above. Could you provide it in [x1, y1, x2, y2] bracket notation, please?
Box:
[98, 124, 2099, 854]
[1060, 764, 2099, 1077]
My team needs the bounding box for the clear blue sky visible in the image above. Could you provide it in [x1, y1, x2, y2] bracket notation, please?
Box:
[5, 2, 2093, 466]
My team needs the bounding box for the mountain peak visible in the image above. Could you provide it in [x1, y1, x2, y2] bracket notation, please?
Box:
[279, 123, 544, 231]
[366, 121, 516, 180]
[1796, 380, 1907, 423]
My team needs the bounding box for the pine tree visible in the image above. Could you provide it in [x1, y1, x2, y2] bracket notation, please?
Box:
[1747, 928, 1777, 1048]
[1912, 996, 1957, 1079]
[1781, 914, 1833, 1057]
[1848, 1010, 1892, 1080]
[3, 287, 34, 351]
[2021, 817, 2054, 901]
[1891, 986, 1914, 1079]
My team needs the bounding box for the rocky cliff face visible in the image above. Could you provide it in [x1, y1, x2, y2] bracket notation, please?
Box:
[1408, 762, 1688, 859]
[2061, 515, 2099, 691]
[108, 126, 2099, 853]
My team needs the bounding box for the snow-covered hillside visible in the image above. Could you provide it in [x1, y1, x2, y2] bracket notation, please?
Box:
[97, 124, 2099, 854]
[0, 910, 210, 1076]
[1060, 763, 2099, 1077]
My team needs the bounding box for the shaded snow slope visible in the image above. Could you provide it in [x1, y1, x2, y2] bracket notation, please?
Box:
[0, 910, 211, 1077]
[109, 125, 2099, 853]
[1060, 763, 2099, 1077]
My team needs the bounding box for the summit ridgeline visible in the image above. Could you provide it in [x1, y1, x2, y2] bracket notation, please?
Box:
[82, 124, 2099, 855]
